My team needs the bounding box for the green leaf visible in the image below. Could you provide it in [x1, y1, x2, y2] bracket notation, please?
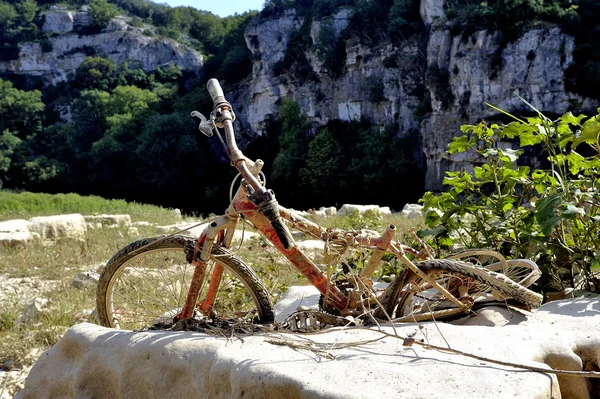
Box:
[500, 122, 521, 139]
[438, 236, 454, 247]
[482, 148, 498, 158]
[499, 148, 520, 163]
[502, 200, 514, 212]
[561, 203, 585, 219]
[573, 117, 600, 149]
[591, 260, 600, 273]
[535, 194, 562, 235]
[519, 125, 544, 147]
[424, 209, 441, 226]
[558, 133, 574, 149]
[418, 225, 445, 237]
[448, 135, 475, 154]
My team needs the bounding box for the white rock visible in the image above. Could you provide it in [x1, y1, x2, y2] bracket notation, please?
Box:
[106, 18, 129, 32]
[310, 206, 337, 218]
[42, 10, 76, 33]
[399, 203, 424, 219]
[296, 239, 325, 252]
[132, 221, 155, 227]
[71, 271, 100, 288]
[273, 285, 320, 323]
[84, 214, 132, 227]
[29, 214, 87, 240]
[0, 219, 32, 233]
[0, 275, 59, 304]
[336, 204, 389, 216]
[16, 298, 49, 325]
[0, 231, 39, 248]
[420, 0, 446, 27]
[16, 298, 600, 399]
[321, 206, 337, 216]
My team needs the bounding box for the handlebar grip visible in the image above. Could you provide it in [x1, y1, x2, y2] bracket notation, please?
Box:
[256, 190, 295, 250]
[206, 78, 229, 109]
[270, 216, 294, 250]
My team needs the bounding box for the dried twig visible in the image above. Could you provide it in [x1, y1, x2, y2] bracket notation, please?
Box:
[285, 326, 600, 379]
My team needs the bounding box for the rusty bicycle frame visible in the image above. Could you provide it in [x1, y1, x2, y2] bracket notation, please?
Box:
[175, 79, 471, 323]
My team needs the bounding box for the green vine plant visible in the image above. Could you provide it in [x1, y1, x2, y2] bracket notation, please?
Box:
[419, 100, 600, 296]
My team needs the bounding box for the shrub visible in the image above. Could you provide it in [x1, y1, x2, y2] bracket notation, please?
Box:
[419, 102, 600, 295]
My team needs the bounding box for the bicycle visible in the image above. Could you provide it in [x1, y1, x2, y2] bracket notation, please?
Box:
[95, 79, 543, 330]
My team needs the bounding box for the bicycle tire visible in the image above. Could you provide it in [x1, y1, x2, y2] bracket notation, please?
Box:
[379, 258, 543, 321]
[96, 235, 274, 330]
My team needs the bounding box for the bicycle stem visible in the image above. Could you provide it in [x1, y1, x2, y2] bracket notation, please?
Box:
[207, 78, 294, 250]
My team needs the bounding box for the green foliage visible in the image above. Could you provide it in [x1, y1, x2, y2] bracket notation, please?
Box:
[272, 99, 312, 186]
[267, 101, 424, 209]
[338, 209, 383, 230]
[427, 64, 454, 110]
[88, 0, 118, 28]
[0, 1, 17, 31]
[0, 130, 21, 174]
[17, 0, 37, 24]
[363, 76, 386, 102]
[299, 128, 341, 201]
[273, 17, 318, 82]
[420, 105, 600, 294]
[75, 56, 117, 90]
[314, 19, 346, 77]
[0, 79, 44, 137]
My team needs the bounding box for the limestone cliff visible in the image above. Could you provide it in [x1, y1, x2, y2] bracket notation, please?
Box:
[229, 3, 597, 191]
[0, 6, 203, 87]
[1, 2, 596, 192]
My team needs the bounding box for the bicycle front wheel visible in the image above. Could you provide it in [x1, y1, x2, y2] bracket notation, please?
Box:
[380, 258, 543, 322]
[96, 235, 274, 330]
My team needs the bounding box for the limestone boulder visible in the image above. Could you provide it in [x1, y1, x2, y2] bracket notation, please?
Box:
[83, 214, 132, 227]
[420, 0, 446, 27]
[28, 214, 87, 240]
[15, 297, 600, 399]
[337, 204, 392, 216]
[399, 203, 424, 219]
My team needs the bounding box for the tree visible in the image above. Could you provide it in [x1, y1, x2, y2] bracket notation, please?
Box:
[0, 1, 16, 32]
[107, 85, 159, 115]
[299, 128, 341, 203]
[272, 99, 311, 185]
[16, 0, 37, 24]
[75, 57, 117, 90]
[0, 130, 21, 177]
[0, 79, 44, 137]
[89, 0, 118, 28]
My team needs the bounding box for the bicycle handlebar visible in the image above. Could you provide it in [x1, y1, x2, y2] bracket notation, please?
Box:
[203, 78, 295, 250]
[206, 78, 230, 110]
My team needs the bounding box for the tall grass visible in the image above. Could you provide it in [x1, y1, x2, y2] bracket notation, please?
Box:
[0, 191, 183, 224]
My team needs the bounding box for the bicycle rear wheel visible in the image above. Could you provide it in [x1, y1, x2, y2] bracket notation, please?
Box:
[379, 258, 543, 322]
[96, 235, 274, 330]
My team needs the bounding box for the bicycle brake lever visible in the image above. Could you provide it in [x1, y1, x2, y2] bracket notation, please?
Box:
[190, 111, 214, 137]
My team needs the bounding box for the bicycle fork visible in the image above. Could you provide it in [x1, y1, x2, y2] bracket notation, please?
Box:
[176, 214, 239, 320]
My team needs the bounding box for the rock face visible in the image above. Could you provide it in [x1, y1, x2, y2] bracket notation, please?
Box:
[0, 8, 202, 86]
[228, 2, 597, 192]
[41, 6, 91, 33]
[422, 26, 596, 190]
[15, 298, 600, 399]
